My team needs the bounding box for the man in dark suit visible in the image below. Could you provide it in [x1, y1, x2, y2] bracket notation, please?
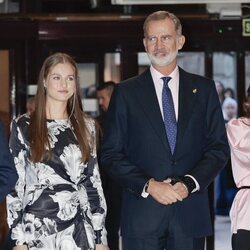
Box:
[0, 119, 17, 202]
[100, 11, 229, 250]
[97, 81, 122, 250]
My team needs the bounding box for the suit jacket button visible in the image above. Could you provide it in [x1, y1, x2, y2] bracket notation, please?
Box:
[171, 161, 177, 166]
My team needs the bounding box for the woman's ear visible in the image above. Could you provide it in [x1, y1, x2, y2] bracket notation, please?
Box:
[43, 80, 47, 88]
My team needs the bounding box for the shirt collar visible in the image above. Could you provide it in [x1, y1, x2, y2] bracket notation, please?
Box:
[150, 65, 179, 84]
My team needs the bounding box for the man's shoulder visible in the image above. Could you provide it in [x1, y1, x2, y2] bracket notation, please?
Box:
[118, 69, 150, 90]
[179, 67, 215, 94]
[179, 67, 213, 84]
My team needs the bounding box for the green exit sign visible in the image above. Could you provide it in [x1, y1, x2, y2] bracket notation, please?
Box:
[243, 19, 250, 36]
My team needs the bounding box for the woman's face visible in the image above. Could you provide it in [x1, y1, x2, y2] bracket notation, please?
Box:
[44, 63, 76, 104]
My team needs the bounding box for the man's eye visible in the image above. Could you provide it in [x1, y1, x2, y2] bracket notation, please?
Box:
[148, 37, 156, 42]
[162, 35, 171, 41]
[162, 36, 169, 41]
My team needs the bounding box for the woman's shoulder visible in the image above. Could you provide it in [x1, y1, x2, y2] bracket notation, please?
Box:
[227, 118, 239, 128]
[13, 113, 30, 127]
[227, 117, 250, 129]
[227, 117, 250, 146]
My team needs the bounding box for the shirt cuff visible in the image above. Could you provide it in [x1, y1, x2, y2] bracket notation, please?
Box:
[185, 174, 200, 193]
[141, 180, 150, 198]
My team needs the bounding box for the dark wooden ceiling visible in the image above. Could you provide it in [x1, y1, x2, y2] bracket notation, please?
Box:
[19, 0, 208, 16]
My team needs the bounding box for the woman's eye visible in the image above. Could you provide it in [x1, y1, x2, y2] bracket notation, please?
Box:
[68, 76, 75, 81]
[54, 76, 60, 80]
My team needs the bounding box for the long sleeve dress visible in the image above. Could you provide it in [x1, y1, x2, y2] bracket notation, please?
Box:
[6, 114, 107, 250]
[227, 117, 250, 234]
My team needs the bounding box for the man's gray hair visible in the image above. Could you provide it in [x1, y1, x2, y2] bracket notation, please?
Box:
[143, 11, 182, 37]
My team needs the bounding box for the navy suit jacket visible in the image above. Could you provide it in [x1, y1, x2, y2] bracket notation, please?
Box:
[0, 120, 17, 202]
[100, 67, 229, 238]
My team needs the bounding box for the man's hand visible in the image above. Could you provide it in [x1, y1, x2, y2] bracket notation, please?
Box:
[164, 178, 189, 200]
[147, 179, 183, 205]
[172, 182, 188, 199]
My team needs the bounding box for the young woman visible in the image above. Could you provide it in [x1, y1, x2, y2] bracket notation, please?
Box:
[7, 53, 108, 250]
[227, 86, 250, 250]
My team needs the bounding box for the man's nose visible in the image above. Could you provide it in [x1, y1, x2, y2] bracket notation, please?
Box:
[156, 38, 164, 48]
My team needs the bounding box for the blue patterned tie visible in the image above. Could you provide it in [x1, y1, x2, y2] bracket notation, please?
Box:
[161, 76, 177, 154]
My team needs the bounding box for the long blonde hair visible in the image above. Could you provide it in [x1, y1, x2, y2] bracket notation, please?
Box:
[29, 52, 91, 163]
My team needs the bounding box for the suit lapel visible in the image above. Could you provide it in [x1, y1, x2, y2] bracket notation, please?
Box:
[134, 69, 170, 153]
[175, 68, 198, 154]
[133, 68, 198, 156]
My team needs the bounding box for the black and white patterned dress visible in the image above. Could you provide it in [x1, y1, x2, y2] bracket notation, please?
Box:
[7, 114, 107, 250]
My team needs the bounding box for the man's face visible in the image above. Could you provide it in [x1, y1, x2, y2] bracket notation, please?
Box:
[97, 89, 111, 112]
[143, 18, 185, 67]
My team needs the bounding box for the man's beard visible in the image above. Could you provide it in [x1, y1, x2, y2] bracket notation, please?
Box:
[147, 49, 178, 67]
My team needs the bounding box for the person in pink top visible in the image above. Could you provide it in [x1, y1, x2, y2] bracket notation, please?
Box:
[226, 86, 250, 250]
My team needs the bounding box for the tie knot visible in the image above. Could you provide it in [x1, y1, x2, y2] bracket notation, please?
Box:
[161, 76, 172, 88]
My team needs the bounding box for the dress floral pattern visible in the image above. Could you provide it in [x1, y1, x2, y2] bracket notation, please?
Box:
[7, 114, 107, 250]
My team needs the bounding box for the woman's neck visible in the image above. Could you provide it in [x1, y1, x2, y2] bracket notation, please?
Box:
[46, 102, 68, 120]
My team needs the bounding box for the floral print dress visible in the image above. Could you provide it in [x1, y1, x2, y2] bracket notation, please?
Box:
[7, 114, 107, 250]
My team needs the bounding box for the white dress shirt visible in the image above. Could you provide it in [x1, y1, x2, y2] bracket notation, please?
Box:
[142, 65, 199, 197]
[150, 65, 179, 120]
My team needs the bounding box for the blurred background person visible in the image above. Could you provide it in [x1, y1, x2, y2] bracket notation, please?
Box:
[26, 96, 35, 115]
[215, 97, 238, 216]
[215, 81, 225, 106]
[0, 119, 17, 250]
[224, 87, 236, 100]
[222, 97, 238, 122]
[227, 86, 250, 250]
[97, 81, 122, 250]
[0, 119, 17, 203]
[97, 81, 115, 127]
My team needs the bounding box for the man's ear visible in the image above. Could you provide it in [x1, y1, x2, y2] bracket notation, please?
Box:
[177, 35, 185, 50]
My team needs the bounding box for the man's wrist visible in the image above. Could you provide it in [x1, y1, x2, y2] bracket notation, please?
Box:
[142, 178, 155, 198]
[169, 176, 196, 194]
[145, 178, 155, 194]
[178, 176, 196, 194]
